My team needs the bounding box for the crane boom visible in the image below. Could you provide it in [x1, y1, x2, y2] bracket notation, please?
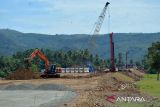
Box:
[88, 2, 110, 51]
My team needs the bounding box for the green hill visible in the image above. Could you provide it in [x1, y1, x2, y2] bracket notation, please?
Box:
[0, 29, 160, 61]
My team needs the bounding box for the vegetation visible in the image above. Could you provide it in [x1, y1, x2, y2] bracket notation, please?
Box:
[1, 29, 160, 62]
[143, 42, 160, 80]
[0, 56, 21, 77]
[0, 48, 108, 78]
[137, 74, 160, 98]
[116, 74, 160, 107]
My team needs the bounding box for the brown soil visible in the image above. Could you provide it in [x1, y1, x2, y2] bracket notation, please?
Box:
[0, 69, 155, 107]
[6, 69, 40, 80]
[121, 69, 145, 81]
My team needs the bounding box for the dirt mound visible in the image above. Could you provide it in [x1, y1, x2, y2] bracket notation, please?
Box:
[121, 69, 145, 81]
[6, 69, 40, 80]
[130, 68, 145, 77]
[112, 72, 134, 82]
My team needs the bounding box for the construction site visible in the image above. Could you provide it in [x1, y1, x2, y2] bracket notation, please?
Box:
[0, 1, 160, 107]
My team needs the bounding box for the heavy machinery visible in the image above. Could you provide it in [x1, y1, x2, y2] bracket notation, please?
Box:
[88, 2, 110, 51]
[86, 2, 110, 71]
[25, 49, 61, 78]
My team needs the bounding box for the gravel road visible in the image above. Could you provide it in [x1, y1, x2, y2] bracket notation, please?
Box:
[0, 83, 76, 107]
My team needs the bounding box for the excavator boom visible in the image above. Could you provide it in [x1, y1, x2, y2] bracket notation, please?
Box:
[27, 49, 49, 73]
[25, 49, 60, 78]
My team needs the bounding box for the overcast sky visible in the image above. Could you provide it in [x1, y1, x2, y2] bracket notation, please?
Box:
[0, 0, 160, 34]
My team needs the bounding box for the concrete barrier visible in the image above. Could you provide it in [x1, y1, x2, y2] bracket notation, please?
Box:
[61, 67, 90, 73]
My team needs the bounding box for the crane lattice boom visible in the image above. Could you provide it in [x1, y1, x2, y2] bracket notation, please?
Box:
[89, 2, 110, 51]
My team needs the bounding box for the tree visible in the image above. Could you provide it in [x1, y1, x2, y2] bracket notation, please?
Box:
[118, 52, 122, 66]
[31, 64, 38, 72]
[0, 48, 106, 77]
[146, 42, 160, 80]
[130, 59, 133, 65]
[83, 49, 90, 62]
[94, 54, 100, 69]
[141, 57, 149, 71]
[89, 54, 93, 63]
[135, 61, 141, 67]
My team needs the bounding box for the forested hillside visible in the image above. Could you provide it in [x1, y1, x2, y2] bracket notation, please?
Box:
[0, 29, 160, 61]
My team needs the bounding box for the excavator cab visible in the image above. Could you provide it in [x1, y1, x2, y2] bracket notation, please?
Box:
[49, 64, 56, 74]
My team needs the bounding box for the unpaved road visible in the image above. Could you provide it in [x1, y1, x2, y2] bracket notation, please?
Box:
[0, 71, 158, 107]
[0, 90, 75, 107]
[0, 83, 76, 107]
[0, 73, 101, 107]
